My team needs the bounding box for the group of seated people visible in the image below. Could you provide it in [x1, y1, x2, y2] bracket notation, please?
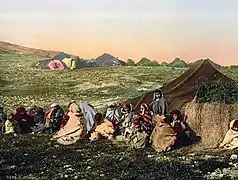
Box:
[0, 102, 94, 135]
[0, 89, 237, 151]
[0, 105, 45, 135]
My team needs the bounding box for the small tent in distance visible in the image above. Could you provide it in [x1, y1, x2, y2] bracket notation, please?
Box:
[36, 52, 97, 70]
[37, 52, 75, 70]
[36, 52, 126, 70]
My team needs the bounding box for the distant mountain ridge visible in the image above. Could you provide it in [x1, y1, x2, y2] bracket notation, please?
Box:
[137, 57, 152, 65]
[0, 41, 224, 67]
[95, 53, 126, 66]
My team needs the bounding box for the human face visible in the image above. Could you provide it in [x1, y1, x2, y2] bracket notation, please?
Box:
[173, 114, 178, 121]
[140, 107, 145, 115]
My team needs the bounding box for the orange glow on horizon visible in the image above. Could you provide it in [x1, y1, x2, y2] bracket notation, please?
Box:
[1, 35, 238, 66]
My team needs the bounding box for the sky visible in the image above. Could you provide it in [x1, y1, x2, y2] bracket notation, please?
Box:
[0, 0, 238, 65]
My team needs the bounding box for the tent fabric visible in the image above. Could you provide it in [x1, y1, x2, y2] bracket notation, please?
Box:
[48, 60, 66, 70]
[53, 52, 71, 60]
[38, 58, 95, 70]
[62, 57, 73, 69]
[37, 52, 127, 70]
[75, 59, 97, 68]
[71, 60, 76, 69]
[38, 59, 53, 69]
[37, 52, 72, 70]
[38, 56, 97, 70]
[123, 60, 233, 113]
[62, 57, 77, 69]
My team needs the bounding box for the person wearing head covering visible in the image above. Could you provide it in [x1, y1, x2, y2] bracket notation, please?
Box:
[123, 113, 139, 138]
[89, 113, 115, 141]
[29, 106, 46, 133]
[5, 113, 15, 134]
[170, 110, 186, 133]
[150, 89, 168, 116]
[105, 102, 121, 131]
[127, 115, 148, 149]
[13, 106, 35, 134]
[169, 109, 193, 147]
[170, 109, 199, 147]
[26, 105, 37, 116]
[52, 102, 87, 145]
[150, 115, 177, 152]
[79, 101, 96, 133]
[219, 119, 238, 150]
[120, 103, 134, 136]
[0, 105, 7, 135]
[139, 103, 153, 135]
[44, 103, 64, 133]
[67, 101, 96, 133]
[28, 106, 45, 124]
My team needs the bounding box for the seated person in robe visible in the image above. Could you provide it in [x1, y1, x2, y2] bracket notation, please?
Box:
[219, 119, 238, 150]
[150, 115, 177, 152]
[5, 113, 15, 134]
[52, 102, 87, 145]
[90, 113, 115, 141]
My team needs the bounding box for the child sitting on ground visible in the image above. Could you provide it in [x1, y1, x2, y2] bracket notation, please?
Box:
[127, 115, 148, 149]
[170, 110, 186, 134]
[123, 114, 140, 138]
[120, 103, 134, 136]
[5, 113, 15, 134]
[170, 109, 198, 147]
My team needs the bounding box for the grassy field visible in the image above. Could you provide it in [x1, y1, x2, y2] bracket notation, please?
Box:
[0, 53, 187, 112]
[1, 53, 238, 113]
[1, 53, 238, 179]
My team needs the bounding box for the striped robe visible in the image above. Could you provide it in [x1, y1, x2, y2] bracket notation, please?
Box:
[140, 106, 153, 135]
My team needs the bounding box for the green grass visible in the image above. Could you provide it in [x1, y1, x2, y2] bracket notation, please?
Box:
[0, 53, 187, 112]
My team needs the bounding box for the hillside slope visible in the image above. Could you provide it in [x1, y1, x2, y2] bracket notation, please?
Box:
[0, 41, 58, 57]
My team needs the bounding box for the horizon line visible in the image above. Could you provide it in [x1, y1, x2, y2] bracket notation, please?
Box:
[0, 40, 236, 66]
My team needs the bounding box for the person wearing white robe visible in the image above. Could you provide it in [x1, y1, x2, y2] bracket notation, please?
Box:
[219, 119, 238, 150]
